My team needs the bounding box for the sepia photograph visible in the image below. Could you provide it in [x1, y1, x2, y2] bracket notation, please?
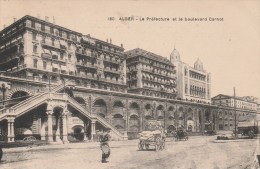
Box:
[0, 0, 259, 168]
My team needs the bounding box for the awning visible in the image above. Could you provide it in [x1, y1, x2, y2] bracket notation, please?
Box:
[60, 65, 67, 71]
[52, 64, 60, 69]
[68, 66, 75, 72]
[42, 49, 52, 55]
[51, 51, 59, 56]
[60, 40, 67, 48]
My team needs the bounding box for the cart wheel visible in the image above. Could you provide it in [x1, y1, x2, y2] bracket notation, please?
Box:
[145, 144, 149, 150]
[155, 138, 161, 151]
[161, 141, 165, 150]
[138, 143, 144, 150]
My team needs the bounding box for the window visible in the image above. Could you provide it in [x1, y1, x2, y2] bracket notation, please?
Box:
[33, 45, 38, 53]
[31, 21, 35, 28]
[33, 59, 38, 68]
[50, 27, 54, 34]
[52, 39, 55, 46]
[43, 61, 47, 69]
[60, 53, 64, 60]
[41, 24, 45, 31]
[32, 33, 37, 41]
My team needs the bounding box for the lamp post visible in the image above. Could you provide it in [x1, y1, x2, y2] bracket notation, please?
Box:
[0, 83, 10, 107]
[234, 87, 237, 138]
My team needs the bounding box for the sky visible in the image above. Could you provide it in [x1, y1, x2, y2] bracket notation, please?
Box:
[0, 0, 259, 99]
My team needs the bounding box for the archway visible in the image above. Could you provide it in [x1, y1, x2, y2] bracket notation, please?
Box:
[113, 100, 124, 115]
[52, 107, 63, 142]
[10, 91, 30, 99]
[129, 114, 139, 131]
[93, 99, 107, 118]
[72, 125, 84, 141]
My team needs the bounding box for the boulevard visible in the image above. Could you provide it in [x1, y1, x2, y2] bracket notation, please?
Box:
[0, 136, 258, 169]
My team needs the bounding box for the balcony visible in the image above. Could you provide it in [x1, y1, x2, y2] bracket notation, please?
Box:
[142, 68, 176, 80]
[5, 64, 27, 73]
[0, 38, 24, 54]
[76, 62, 97, 70]
[0, 53, 21, 66]
[75, 50, 96, 58]
[104, 67, 120, 75]
[41, 41, 64, 51]
[103, 57, 119, 65]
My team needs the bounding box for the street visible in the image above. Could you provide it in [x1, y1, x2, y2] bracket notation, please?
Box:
[0, 136, 258, 169]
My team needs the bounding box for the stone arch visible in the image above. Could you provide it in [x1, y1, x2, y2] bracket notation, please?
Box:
[129, 102, 139, 109]
[167, 125, 176, 133]
[156, 105, 164, 120]
[93, 98, 107, 117]
[113, 100, 125, 108]
[7, 87, 33, 99]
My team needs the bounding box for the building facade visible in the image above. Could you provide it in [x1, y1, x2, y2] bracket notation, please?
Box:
[125, 48, 177, 99]
[212, 94, 258, 130]
[0, 15, 257, 143]
[170, 48, 211, 104]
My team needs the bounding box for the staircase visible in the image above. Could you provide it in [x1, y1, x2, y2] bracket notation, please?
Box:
[67, 96, 125, 140]
[0, 92, 126, 140]
[0, 93, 49, 121]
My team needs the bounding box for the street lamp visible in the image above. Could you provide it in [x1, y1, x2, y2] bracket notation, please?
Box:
[0, 82, 10, 107]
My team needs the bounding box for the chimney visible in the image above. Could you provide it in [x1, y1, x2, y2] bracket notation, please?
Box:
[3, 24, 6, 29]
[53, 16, 55, 24]
[13, 18, 17, 23]
[106, 39, 108, 43]
[45, 16, 49, 22]
[121, 43, 123, 48]
[110, 38, 112, 44]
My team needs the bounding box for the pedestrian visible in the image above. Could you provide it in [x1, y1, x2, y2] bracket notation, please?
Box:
[0, 144, 3, 161]
[100, 128, 111, 163]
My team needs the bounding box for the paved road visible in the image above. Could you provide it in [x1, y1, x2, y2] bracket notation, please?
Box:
[0, 136, 258, 169]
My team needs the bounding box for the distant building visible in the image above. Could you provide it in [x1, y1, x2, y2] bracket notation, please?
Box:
[170, 48, 211, 104]
[212, 94, 258, 111]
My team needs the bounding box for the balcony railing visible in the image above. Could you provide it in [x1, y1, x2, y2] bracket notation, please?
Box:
[76, 62, 97, 69]
[103, 57, 119, 64]
[103, 67, 120, 75]
[75, 50, 96, 58]
[0, 38, 24, 54]
[41, 41, 63, 51]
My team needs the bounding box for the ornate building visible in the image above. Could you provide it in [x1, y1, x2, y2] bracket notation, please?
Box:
[125, 48, 177, 99]
[0, 15, 257, 143]
[170, 48, 211, 104]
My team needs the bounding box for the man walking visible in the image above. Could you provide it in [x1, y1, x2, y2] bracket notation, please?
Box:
[100, 128, 111, 163]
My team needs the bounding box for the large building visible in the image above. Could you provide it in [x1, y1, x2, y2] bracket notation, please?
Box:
[125, 48, 177, 99]
[0, 15, 257, 143]
[170, 48, 211, 104]
[212, 94, 258, 130]
[212, 95, 258, 111]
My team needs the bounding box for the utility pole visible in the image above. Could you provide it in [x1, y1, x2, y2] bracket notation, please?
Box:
[234, 87, 237, 138]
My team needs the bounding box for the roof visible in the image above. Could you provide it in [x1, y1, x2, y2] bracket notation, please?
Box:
[212, 94, 258, 104]
[125, 48, 172, 65]
[0, 15, 124, 50]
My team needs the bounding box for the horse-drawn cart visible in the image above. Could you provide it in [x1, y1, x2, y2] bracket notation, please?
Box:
[175, 129, 188, 141]
[138, 120, 166, 151]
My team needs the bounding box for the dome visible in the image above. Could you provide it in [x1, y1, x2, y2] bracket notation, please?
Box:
[170, 47, 181, 62]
